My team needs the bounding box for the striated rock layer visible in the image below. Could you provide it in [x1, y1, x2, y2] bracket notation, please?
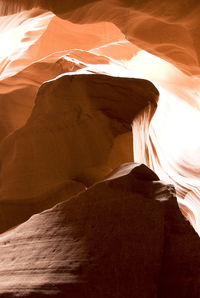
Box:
[0, 73, 158, 233]
[0, 163, 199, 297]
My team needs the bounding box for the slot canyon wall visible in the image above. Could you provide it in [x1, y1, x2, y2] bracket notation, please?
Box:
[0, 0, 199, 297]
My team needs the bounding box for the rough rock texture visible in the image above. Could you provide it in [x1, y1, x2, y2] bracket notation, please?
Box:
[0, 163, 199, 297]
[0, 73, 158, 232]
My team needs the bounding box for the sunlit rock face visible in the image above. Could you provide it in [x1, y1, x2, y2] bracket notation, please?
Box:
[0, 163, 199, 297]
[2, 0, 200, 76]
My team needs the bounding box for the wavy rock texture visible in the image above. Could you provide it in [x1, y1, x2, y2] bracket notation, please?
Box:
[0, 163, 199, 298]
[0, 1, 199, 233]
[0, 73, 158, 233]
[1, 0, 200, 76]
[0, 10, 136, 80]
[0, 9, 53, 79]
[0, 1, 199, 296]
[123, 50, 200, 233]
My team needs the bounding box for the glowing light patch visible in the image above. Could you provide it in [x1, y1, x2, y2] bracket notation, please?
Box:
[0, 10, 53, 79]
[124, 50, 200, 234]
[0, 25, 28, 58]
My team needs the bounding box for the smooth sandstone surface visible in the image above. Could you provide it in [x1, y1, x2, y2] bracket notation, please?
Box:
[0, 4, 200, 231]
[0, 11, 135, 80]
[0, 73, 158, 232]
[0, 49, 116, 142]
[0, 163, 199, 297]
[0, 2, 199, 296]
[0, 0, 200, 298]
[1, 1, 200, 76]
[0, 2, 199, 232]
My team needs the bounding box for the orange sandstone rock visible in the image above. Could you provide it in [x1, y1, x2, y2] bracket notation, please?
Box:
[0, 73, 158, 232]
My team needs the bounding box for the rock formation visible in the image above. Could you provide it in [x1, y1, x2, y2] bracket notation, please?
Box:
[0, 163, 199, 298]
[0, 49, 114, 142]
[0, 1, 199, 296]
[2, 0, 200, 76]
[0, 73, 158, 233]
[0, 1, 199, 232]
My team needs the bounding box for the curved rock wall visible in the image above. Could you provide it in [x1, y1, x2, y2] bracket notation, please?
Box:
[1, 0, 200, 76]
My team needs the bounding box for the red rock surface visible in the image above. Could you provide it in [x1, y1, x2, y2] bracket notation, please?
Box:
[0, 2, 199, 232]
[0, 49, 115, 142]
[0, 73, 158, 233]
[0, 1, 199, 296]
[2, 1, 200, 76]
[0, 163, 199, 297]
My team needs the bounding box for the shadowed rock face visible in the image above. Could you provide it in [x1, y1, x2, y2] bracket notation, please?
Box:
[0, 163, 199, 298]
[0, 73, 158, 233]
